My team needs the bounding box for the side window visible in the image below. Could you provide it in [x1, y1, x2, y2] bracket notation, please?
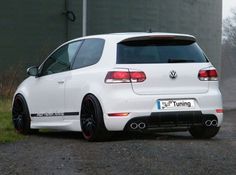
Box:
[40, 41, 82, 76]
[72, 39, 105, 69]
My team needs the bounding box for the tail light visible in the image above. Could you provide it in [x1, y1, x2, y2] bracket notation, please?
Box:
[198, 69, 218, 81]
[105, 71, 146, 83]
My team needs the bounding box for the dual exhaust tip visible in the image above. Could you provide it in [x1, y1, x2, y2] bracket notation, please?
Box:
[130, 120, 218, 129]
[130, 122, 146, 130]
[205, 120, 218, 127]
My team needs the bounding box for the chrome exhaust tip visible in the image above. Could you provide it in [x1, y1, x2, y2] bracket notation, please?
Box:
[212, 120, 218, 127]
[205, 120, 218, 127]
[138, 122, 146, 129]
[205, 120, 212, 127]
[130, 123, 138, 130]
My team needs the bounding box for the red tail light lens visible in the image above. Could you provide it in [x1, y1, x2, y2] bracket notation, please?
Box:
[105, 71, 131, 83]
[105, 71, 146, 83]
[198, 69, 218, 81]
[130, 72, 146, 82]
[208, 69, 218, 78]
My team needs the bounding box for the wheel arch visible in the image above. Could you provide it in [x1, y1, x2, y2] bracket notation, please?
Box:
[81, 93, 105, 114]
[13, 92, 31, 116]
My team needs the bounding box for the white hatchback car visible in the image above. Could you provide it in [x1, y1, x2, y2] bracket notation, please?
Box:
[13, 33, 223, 141]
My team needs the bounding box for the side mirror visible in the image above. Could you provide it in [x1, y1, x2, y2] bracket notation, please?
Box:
[27, 66, 39, 77]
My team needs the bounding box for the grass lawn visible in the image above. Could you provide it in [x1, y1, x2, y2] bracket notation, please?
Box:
[0, 99, 24, 143]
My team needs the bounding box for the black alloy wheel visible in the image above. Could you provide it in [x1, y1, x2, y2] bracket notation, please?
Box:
[12, 95, 37, 134]
[81, 95, 109, 141]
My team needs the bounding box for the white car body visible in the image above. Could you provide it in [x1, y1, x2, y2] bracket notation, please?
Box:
[14, 33, 223, 139]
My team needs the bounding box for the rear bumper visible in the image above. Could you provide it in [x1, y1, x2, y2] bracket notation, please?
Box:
[104, 110, 222, 131]
[124, 111, 219, 131]
[100, 83, 223, 131]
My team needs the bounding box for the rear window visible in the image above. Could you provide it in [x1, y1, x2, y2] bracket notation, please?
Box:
[117, 40, 208, 64]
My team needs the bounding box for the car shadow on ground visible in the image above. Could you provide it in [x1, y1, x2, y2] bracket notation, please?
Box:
[34, 131, 84, 140]
[32, 130, 213, 142]
[110, 132, 218, 142]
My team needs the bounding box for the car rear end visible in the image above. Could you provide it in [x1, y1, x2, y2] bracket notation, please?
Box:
[102, 33, 223, 138]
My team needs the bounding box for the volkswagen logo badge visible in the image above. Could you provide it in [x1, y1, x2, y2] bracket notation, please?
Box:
[169, 70, 177, 79]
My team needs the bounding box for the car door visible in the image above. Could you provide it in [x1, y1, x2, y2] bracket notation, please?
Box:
[28, 41, 82, 122]
[64, 39, 105, 120]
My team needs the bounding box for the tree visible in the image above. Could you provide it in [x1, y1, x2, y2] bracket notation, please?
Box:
[222, 9, 236, 80]
[223, 10, 236, 46]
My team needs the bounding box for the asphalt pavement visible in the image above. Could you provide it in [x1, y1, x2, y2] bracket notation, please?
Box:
[0, 109, 235, 175]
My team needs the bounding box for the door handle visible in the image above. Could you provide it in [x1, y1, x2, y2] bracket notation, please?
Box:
[57, 81, 65, 84]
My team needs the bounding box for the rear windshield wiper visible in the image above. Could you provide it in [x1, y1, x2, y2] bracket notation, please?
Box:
[168, 59, 195, 63]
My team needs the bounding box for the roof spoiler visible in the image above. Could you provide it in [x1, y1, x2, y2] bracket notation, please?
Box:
[120, 35, 196, 43]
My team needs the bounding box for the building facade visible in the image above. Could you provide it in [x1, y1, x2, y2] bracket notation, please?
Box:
[0, 0, 222, 73]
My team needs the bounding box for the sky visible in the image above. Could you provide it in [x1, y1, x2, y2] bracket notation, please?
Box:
[223, 0, 236, 19]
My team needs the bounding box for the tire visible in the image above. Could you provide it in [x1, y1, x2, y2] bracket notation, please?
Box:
[80, 94, 110, 141]
[189, 126, 220, 139]
[12, 94, 38, 135]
